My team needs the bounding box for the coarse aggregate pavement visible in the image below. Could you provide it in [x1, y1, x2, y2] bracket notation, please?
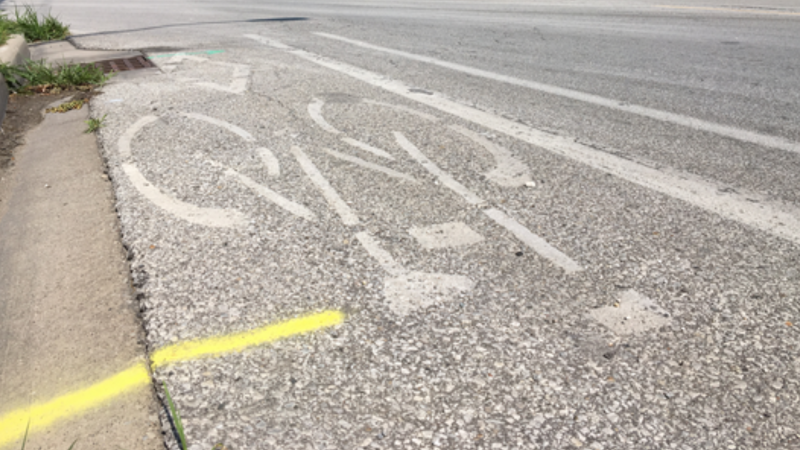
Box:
[18, 0, 800, 449]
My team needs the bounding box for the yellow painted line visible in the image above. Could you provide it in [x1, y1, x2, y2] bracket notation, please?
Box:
[151, 310, 345, 368]
[0, 310, 345, 448]
[0, 363, 150, 448]
[656, 5, 800, 17]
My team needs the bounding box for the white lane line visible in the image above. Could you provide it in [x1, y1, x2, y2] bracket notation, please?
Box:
[449, 124, 532, 188]
[121, 163, 246, 228]
[257, 147, 281, 177]
[308, 97, 341, 134]
[394, 131, 485, 205]
[363, 99, 439, 122]
[355, 231, 405, 277]
[180, 112, 256, 142]
[205, 159, 316, 222]
[244, 34, 800, 246]
[292, 146, 360, 226]
[323, 148, 418, 183]
[314, 32, 800, 156]
[341, 137, 396, 161]
[484, 208, 583, 274]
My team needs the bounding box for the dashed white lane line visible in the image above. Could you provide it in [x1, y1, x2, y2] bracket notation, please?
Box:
[314, 31, 800, 156]
[323, 148, 418, 183]
[341, 137, 396, 161]
[244, 34, 800, 246]
[449, 124, 532, 188]
[394, 131, 485, 205]
[484, 208, 583, 274]
[309, 97, 341, 134]
[292, 146, 360, 226]
[257, 147, 281, 177]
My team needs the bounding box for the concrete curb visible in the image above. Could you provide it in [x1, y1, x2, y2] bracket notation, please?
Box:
[0, 34, 30, 128]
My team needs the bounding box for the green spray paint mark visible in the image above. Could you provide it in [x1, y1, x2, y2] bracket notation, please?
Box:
[149, 50, 225, 59]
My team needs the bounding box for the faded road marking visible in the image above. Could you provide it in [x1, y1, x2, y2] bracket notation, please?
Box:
[384, 271, 474, 317]
[0, 364, 151, 449]
[312, 32, 800, 156]
[342, 137, 395, 160]
[181, 112, 256, 142]
[309, 98, 341, 134]
[355, 231, 406, 277]
[151, 310, 345, 368]
[409, 222, 484, 249]
[205, 159, 317, 222]
[323, 148, 418, 183]
[355, 232, 474, 316]
[449, 124, 532, 187]
[245, 34, 800, 246]
[257, 147, 281, 177]
[292, 146, 360, 225]
[589, 290, 671, 335]
[122, 163, 246, 227]
[484, 208, 583, 273]
[118, 114, 249, 228]
[394, 131, 485, 205]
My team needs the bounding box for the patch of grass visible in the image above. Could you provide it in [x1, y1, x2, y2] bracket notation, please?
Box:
[0, 12, 19, 46]
[85, 114, 106, 133]
[163, 382, 188, 450]
[0, 62, 25, 90]
[1, 59, 110, 93]
[13, 6, 69, 42]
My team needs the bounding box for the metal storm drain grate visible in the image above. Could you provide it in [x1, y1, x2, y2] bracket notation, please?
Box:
[91, 56, 155, 74]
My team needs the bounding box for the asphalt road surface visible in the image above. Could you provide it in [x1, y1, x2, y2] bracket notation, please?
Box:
[19, 0, 800, 448]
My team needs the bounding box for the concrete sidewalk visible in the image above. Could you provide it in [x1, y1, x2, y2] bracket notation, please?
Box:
[0, 43, 163, 449]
